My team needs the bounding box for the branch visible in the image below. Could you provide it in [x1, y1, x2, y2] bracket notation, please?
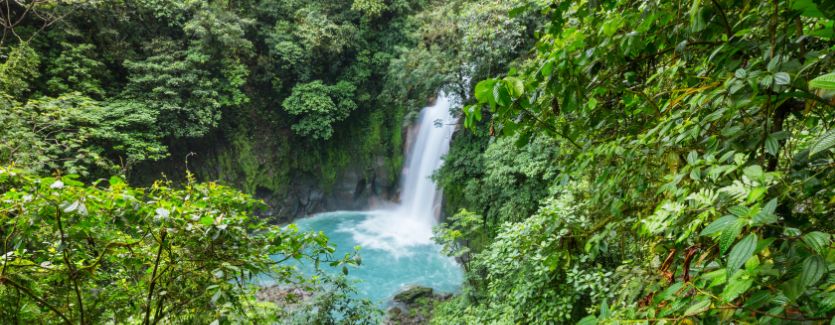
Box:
[55, 209, 84, 324]
[143, 228, 167, 325]
[0, 276, 72, 324]
[1, 217, 19, 278]
[710, 0, 733, 39]
[625, 88, 661, 116]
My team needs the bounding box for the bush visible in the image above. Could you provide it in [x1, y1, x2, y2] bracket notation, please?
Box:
[0, 167, 369, 324]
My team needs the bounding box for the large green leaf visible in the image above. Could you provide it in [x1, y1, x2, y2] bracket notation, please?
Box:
[809, 72, 835, 90]
[765, 134, 780, 156]
[577, 315, 598, 325]
[801, 231, 831, 255]
[727, 233, 757, 277]
[782, 277, 804, 301]
[719, 220, 744, 254]
[800, 255, 826, 288]
[721, 270, 753, 302]
[505, 77, 525, 98]
[809, 129, 835, 157]
[474, 79, 497, 103]
[683, 297, 711, 316]
[492, 82, 512, 106]
[700, 215, 738, 236]
[752, 199, 779, 225]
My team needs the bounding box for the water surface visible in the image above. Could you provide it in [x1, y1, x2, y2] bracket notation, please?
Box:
[293, 210, 462, 303]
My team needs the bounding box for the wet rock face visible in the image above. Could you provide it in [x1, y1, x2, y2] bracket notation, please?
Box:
[258, 121, 422, 223]
[257, 160, 398, 224]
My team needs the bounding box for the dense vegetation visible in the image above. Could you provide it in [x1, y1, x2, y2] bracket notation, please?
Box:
[3, 0, 835, 323]
[0, 0, 447, 323]
[433, 0, 835, 323]
[0, 0, 452, 220]
[0, 167, 378, 323]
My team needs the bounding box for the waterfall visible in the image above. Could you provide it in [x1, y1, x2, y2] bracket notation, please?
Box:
[398, 94, 454, 224]
[343, 93, 456, 255]
[287, 93, 463, 300]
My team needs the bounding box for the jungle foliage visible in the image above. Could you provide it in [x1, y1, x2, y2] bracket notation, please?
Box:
[0, 0, 456, 323]
[434, 0, 835, 323]
[0, 0, 442, 199]
[0, 167, 376, 324]
[4, 0, 835, 323]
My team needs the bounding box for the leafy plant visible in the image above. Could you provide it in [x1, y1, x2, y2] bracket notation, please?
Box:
[282, 80, 357, 140]
[437, 0, 835, 323]
[0, 167, 369, 324]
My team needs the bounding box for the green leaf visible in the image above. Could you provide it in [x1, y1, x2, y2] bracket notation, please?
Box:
[211, 290, 222, 304]
[684, 297, 711, 316]
[743, 290, 773, 309]
[658, 282, 685, 300]
[801, 231, 831, 255]
[809, 129, 835, 157]
[577, 315, 598, 325]
[727, 233, 757, 276]
[687, 150, 699, 165]
[474, 79, 496, 103]
[599, 299, 610, 318]
[702, 268, 727, 288]
[689, 0, 707, 32]
[793, 0, 827, 18]
[753, 199, 779, 225]
[743, 165, 763, 179]
[721, 270, 753, 302]
[809, 72, 835, 90]
[493, 82, 511, 106]
[109, 176, 124, 186]
[800, 255, 826, 288]
[508, 4, 529, 17]
[541, 60, 554, 76]
[728, 205, 750, 217]
[719, 220, 744, 254]
[781, 277, 804, 301]
[505, 77, 524, 98]
[701, 215, 738, 236]
[755, 237, 776, 254]
[765, 135, 780, 156]
[761, 198, 777, 215]
[200, 216, 214, 226]
[774, 72, 790, 85]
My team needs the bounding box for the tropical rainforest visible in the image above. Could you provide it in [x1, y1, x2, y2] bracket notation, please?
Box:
[1, 0, 834, 324]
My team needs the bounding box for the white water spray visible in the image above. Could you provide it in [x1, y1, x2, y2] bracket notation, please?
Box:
[340, 94, 456, 255]
[399, 94, 455, 224]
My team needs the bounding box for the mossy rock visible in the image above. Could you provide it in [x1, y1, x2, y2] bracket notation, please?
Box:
[393, 286, 434, 304]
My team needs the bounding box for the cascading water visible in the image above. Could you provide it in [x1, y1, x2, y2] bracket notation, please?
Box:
[399, 94, 454, 222]
[288, 93, 462, 303]
[346, 94, 455, 254]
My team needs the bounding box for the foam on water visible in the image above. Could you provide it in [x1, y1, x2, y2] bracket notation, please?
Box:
[294, 211, 461, 302]
[338, 210, 434, 257]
